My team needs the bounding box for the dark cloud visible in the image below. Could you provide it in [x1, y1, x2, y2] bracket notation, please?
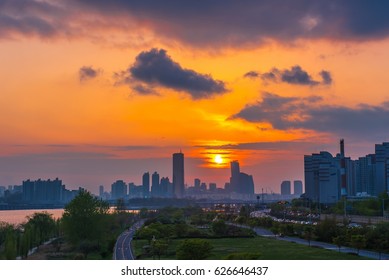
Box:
[232, 92, 389, 140]
[281, 66, 319, 86]
[118, 48, 227, 99]
[319, 70, 333, 85]
[244, 71, 259, 79]
[79, 66, 100, 81]
[259, 66, 332, 86]
[3, 1, 389, 46]
[0, 0, 68, 39]
[74, 0, 389, 47]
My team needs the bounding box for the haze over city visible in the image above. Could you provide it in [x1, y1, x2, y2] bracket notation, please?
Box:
[2, 1, 389, 194]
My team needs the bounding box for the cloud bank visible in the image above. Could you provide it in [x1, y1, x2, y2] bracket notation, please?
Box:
[232, 92, 389, 140]
[2, 1, 389, 47]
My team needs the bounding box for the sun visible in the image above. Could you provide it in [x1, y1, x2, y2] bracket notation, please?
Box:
[214, 154, 223, 164]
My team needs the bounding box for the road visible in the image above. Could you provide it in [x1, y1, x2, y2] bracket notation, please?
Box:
[228, 222, 389, 260]
[113, 220, 144, 260]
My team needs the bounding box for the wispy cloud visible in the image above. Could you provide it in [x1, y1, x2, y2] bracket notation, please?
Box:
[79, 66, 101, 81]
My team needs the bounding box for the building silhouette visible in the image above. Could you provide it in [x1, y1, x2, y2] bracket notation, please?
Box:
[375, 142, 389, 196]
[151, 171, 160, 197]
[22, 178, 64, 204]
[99, 185, 104, 197]
[111, 180, 127, 200]
[281, 181, 291, 195]
[160, 177, 172, 198]
[230, 161, 240, 193]
[294, 180, 303, 195]
[142, 172, 150, 198]
[209, 183, 217, 192]
[304, 140, 389, 204]
[173, 151, 185, 198]
[229, 161, 255, 195]
[304, 151, 339, 204]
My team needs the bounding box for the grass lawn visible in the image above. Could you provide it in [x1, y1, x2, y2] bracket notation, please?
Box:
[133, 236, 369, 260]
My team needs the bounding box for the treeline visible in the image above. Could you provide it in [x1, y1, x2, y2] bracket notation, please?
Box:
[235, 215, 389, 257]
[0, 212, 59, 259]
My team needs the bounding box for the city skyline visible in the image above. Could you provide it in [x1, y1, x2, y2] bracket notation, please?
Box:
[2, 1, 389, 194]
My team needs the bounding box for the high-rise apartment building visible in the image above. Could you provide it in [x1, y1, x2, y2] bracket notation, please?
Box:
[293, 180, 303, 195]
[173, 152, 185, 198]
[111, 180, 127, 200]
[22, 178, 64, 203]
[304, 151, 339, 204]
[281, 181, 291, 195]
[375, 142, 389, 195]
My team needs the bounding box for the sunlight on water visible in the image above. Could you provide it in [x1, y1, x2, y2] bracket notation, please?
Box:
[0, 209, 64, 225]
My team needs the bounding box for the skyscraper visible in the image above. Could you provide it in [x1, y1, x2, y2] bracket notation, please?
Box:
[229, 160, 255, 194]
[173, 151, 185, 198]
[142, 172, 150, 198]
[151, 171, 160, 197]
[230, 160, 240, 193]
[99, 185, 104, 198]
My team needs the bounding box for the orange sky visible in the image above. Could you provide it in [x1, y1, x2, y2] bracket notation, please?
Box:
[1, 1, 389, 193]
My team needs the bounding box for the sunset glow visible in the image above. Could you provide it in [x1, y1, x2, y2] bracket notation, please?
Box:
[1, 1, 389, 193]
[214, 155, 223, 165]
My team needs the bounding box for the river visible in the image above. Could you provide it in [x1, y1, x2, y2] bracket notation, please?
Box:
[0, 209, 64, 224]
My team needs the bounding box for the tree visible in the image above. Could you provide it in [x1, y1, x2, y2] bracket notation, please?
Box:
[25, 212, 57, 247]
[332, 235, 346, 252]
[4, 229, 17, 260]
[314, 217, 338, 242]
[270, 225, 279, 237]
[176, 239, 213, 260]
[135, 227, 160, 244]
[151, 239, 168, 259]
[211, 220, 227, 236]
[303, 226, 314, 246]
[366, 222, 389, 259]
[239, 205, 251, 219]
[61, 190, 109, 246]
[350, 234, 366, 255]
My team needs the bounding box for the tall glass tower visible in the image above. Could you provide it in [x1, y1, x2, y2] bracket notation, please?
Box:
[173, 151, 185, 198]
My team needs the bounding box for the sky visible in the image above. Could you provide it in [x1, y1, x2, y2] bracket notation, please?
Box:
[2, 0, 389, 194]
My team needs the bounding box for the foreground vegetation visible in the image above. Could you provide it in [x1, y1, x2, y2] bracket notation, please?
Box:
[133, 236, 368, 260]
[132, 206, 372, 260]
[0, 190, 136, 259]
[1, 192, 388, 259]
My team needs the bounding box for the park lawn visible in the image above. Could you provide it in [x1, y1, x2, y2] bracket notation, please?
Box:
[133, 236, 369, 260]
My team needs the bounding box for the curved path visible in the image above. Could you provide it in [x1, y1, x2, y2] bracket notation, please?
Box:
[113, 220, 144, 260]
